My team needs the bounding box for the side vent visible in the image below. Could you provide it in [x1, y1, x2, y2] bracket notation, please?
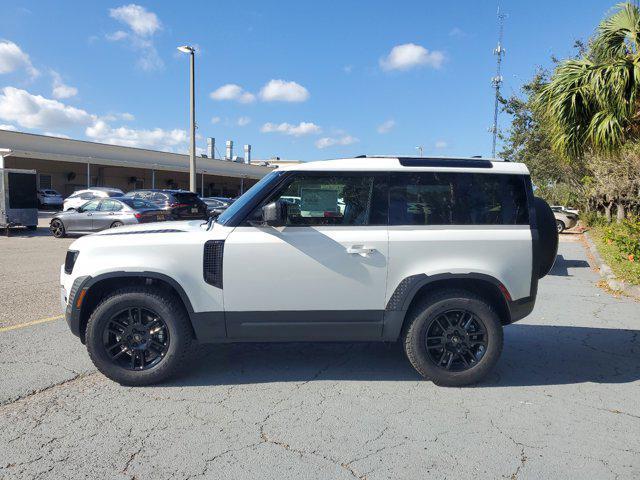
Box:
[203, 240, 224, 288]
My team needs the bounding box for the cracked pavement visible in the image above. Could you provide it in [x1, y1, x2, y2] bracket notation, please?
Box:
[0, 235, 639, 479]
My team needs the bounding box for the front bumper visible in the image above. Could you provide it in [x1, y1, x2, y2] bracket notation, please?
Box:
[64, 275, 90, 339]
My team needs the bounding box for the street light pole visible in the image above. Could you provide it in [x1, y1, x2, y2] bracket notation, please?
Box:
[178, 45, 197, 193]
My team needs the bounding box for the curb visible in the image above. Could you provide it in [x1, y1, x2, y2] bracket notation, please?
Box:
[583, 231, 640, 300]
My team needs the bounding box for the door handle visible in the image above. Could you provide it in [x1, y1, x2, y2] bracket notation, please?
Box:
[346, 245, 376, 257]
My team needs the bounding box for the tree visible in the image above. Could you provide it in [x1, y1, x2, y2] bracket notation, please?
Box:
[499, 72, 588, 208]
[535, 2, 640, 220]
[537, 2, 640, 158]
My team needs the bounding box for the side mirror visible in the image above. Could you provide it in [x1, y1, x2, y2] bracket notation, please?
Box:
[261, 200, 288, 226]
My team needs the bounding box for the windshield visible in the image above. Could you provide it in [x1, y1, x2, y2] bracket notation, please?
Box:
[107, 191, 124, 197]
[216, 171, 284, 225]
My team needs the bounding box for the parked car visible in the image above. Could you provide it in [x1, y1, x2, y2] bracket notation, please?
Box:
[63, 187, 124, 211]
[551, 205, 579, 216]
[50, 197, 166, 238]
[551, 206, 579, 233]
[201, 197, 234, 217]
[37, 189, 64, 209]
[60, 156, 559, 387]
[123, 189, 208, 220]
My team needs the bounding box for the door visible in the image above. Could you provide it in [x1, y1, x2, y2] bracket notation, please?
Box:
[91, 199, 123, 231]
[223, 172, 389, 340]
[67, 199, 100, 231]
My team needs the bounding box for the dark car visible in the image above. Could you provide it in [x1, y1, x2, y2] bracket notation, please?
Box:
[201, 196, 234, 217]
[123, 189, 208, 220]
[49, 197, 166, 238]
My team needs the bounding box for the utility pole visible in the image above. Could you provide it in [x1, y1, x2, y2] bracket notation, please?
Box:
[491, 8, 507, 158]
[177, 45, 197, 192]
[415, 145, 424, 157]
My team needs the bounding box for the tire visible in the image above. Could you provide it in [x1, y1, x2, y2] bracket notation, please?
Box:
[85, 286, 193, 386]
[403, 289, 503, 387]
[110, 221, 124, 228]
[534, 197, 559, 278]
[556, 220, 565, 234]
[50, 219, 66, 238]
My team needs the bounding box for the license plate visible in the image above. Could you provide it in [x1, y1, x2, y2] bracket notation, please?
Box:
[157, 215, 164, 221]
[191, 208, 198, 213]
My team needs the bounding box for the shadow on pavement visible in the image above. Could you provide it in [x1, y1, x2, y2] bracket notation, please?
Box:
[548, 254, 591, 276]
[170, 324, 640, 388]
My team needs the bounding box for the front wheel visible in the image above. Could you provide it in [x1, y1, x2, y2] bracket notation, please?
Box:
[85, 287, 193, 385]
[556, 220, 565, 233]
[403, 289, 503, 387]
[110, 221, 124, 228]
[50, 219, 66, 238]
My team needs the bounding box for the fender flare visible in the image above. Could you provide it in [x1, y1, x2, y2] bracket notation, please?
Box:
[83, 271, 195, 312]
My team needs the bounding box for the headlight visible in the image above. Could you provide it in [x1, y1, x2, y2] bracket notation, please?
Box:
[64, 250, 79, 274]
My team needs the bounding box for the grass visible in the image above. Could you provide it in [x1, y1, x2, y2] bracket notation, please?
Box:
[590, 226, 640, 286]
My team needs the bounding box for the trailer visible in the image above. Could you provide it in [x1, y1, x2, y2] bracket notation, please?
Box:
[0, 168, 38, 235]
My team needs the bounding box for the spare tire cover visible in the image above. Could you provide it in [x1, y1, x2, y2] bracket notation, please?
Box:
[534, 196, 559, 278]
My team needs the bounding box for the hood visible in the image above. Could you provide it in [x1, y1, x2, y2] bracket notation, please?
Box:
[91, 219, 207, 236]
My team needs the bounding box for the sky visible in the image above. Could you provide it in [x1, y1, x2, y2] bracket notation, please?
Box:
[0, 0, 620, 161]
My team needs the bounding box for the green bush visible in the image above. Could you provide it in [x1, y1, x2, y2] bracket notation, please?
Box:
[582, 211, 607, 227]
[603, 217, 640, 262]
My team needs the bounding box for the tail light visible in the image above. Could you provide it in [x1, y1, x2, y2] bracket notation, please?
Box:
[134, 213, 142, 219]
[170, 203, 189, 208]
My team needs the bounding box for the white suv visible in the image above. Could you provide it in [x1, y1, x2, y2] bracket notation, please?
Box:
[60, 157, 558, 386]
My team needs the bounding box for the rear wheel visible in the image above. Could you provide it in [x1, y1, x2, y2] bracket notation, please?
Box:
[110, 221, 124, 228]
[85, 286, 193, 385]
[50, 219, 66, 238]
[556, 220, 565, 233]
[403, 289, 503, 387]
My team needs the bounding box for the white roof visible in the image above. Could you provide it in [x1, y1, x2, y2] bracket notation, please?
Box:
[282, 156, 529, 175]
[0, 129, 271, 180]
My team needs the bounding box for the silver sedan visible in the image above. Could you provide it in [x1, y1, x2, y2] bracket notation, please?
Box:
[49, 198, 167, 238]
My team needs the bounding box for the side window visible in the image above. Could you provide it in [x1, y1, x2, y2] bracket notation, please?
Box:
[389, 173, 529, 226]
[80, 193, 95, 200]
[82, 200, 101, 212]
[260, 174, 387, 226]
[99, 199, 122, 211]
[152, 193, 166, 202]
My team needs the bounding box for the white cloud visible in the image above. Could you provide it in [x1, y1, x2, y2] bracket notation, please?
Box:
[380, 43, 444, 71]
[449, 27, 466, 38]
[120, 112, 134, 121]
[107, 5, 163, 71]
[0, 40, 39, 78]
[0, 87, 95, 129]
[377, 119, 396, 134]
[259, 79, 309, 102]
[435, 140, 448, 149]
[261, 121, 321, 137]
[0, 124, 17, 131]
[51, 71, 78, 99]
[85, 119, 187, 151]
[211, 116, 221, 124]
[103, 112, 135, 122]
[237, 116, 251, 127]
[315, 135, 359, 149]
[209, 84, 255, 104]
[105, 30, 129, 41]
[109, 4, 161, 37]
[343, 65, 353, 74]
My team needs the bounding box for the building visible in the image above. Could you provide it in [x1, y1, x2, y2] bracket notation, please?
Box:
[0, 130, 272, 198]
[250, 158, 303, 168]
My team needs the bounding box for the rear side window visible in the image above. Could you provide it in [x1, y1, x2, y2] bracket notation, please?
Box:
[107, 191, 123, 197]
[98, 199, 123, 211]
[390, 172, 529, 226]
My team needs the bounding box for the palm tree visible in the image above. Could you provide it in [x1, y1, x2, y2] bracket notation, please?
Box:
[536, 2, 640, 159]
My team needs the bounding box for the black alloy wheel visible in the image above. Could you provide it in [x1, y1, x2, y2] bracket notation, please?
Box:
[102, 307, 170, 371]
[425, 309, 488, 372]
[50, 219, 66, 238]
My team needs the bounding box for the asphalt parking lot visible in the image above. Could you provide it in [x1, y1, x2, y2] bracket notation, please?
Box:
[0, 229, 639, 479]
